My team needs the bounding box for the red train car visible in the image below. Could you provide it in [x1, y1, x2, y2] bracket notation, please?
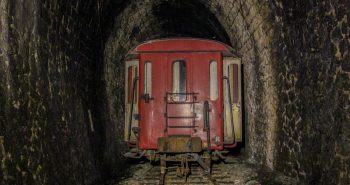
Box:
[124, 38, 242, 179]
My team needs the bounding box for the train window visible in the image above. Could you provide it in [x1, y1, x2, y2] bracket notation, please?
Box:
[172, 60, 186, 101]
[228, 64, 239, 103]
[127, 66, 138, 103]
[210, 61, 218, 100]
[144, 62, 152, 96]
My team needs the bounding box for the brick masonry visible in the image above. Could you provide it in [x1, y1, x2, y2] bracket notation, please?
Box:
[271, 1, 350, 184]
[0, 0, 102, 184]
[0, 0, 349, 184]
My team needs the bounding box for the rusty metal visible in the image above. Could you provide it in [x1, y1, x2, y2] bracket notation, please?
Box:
[203, 152, 212, 171]
[158, 136, 202, 153]
[123, 149, 146, 159]
[176, 156, 190, 179]
[213, 150, 226, 161]
[188, 153, 211, 174]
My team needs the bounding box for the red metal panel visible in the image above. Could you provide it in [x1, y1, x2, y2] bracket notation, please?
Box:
[133, 38, 236, 151]
[190, 52, 223, 150]
[138, 51, 224, 150]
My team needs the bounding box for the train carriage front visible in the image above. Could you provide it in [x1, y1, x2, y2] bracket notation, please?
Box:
[123, 38, 242, 178]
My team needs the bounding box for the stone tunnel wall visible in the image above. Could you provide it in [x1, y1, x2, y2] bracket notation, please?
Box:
[0, 0, 349, 184]
[0, 0, 102, 184]
[101, 1, 162, 174]
[271, 0, 350, 184]
[207, 0, 278, 168]
[209, 0, 350, 184]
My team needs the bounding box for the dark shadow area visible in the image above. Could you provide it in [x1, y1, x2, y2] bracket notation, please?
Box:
[152, 0, 232, 45]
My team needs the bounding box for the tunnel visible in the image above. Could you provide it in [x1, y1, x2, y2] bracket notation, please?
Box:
[0, 0, 349, 184]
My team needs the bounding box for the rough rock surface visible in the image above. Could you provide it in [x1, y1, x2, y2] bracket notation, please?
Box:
[0, 0, 349, 185]
[0, 0, 103, 184]
[272, 1, 350, 184]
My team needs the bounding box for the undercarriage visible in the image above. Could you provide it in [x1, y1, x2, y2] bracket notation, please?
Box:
[124, 148, 228, 185]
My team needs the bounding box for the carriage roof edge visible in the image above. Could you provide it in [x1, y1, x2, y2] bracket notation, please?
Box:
[125, 38, 237, 61]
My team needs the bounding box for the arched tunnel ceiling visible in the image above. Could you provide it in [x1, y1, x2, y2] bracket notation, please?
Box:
[0, 0, 349, 185]
[99, 0, 231, 43]
[151, 0, 231, 43]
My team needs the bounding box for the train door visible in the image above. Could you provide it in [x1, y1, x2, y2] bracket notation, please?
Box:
[166, 52, 223, 150]
[139, 53, 168, 149]
[165, 53, 193, 136]
[124, 60, 139, 142]
[191, 52, 223, 150]
[223, 57, 242, 145]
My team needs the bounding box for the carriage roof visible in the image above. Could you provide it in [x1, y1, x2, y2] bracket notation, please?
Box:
[127, 38, 236, 57]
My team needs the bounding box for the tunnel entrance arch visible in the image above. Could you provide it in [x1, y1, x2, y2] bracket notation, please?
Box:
[102, 0, 278, 174]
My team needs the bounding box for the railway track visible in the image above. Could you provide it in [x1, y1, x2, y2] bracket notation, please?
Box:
[125, 164, 238, 185]
[117, 157, 296, 185]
